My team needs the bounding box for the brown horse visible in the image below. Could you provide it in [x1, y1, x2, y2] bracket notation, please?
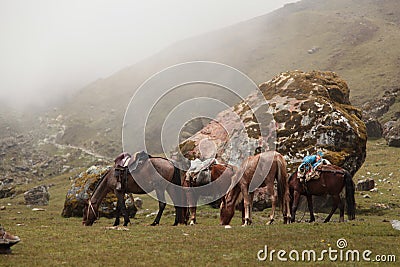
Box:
[183, 159, 236, 225]
[220, 151, 291, 226]
[288, 164, 356, 223]
[82, 151, 187, 226]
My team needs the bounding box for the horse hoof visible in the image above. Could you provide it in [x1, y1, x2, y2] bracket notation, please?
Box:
[150, 222, 159, 226]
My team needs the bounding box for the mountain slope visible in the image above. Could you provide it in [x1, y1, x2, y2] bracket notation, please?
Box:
[54, 0, 400, 156]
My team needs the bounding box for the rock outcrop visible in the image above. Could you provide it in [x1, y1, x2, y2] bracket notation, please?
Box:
[362, 87, 400, 145]
[180, 70, 367, 175]
[24, 185, 50, 206]
[383, 120, 400, 147]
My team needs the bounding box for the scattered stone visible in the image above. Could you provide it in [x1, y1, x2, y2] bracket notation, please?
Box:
[24, 185, 50, 206]
[134, 197, 143, 209]
[356, 178, 375, 191]
[363, 194, 371, 198]
[371, 203, 390, 209]
[0, 185, 15, 199]
[0, 206, 5, 210]
[307, 46, 320, 54]
[390, 220, 400, 231]
[104, 226, 129, 231]
[32, 208, 46, 212]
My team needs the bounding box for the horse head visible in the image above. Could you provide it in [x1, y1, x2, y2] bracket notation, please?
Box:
[82, 199, 99, 226]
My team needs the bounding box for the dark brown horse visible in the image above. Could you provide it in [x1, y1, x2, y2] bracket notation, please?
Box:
[183, 159, 236, 225]
[82, 151, 187, 226]
[220, 151, 291, 226]
[288, 164, 356, 223]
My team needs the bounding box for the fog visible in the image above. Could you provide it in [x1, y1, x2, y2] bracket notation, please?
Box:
[0, 0, 298, 108]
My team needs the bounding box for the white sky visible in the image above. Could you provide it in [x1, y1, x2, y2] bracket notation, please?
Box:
[0, 0, 298, 107]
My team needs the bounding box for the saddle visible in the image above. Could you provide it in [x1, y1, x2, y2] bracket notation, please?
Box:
[186, 158, 216, 185]
[113, 151, 151, 191]
[114, 152, 132, 168]
[298, 159, 332, 182]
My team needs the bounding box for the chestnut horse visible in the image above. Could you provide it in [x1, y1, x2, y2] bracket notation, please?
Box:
[288, 164, 356, 223]
[82, 151, 187, 226]
[220, 151, 291, 226]
[183, 159, 236, 225]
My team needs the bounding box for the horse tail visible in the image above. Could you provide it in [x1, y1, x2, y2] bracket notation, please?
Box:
[172, 166, 188, 224]
[344, 170, 356, 220]
[172, 166, 181, 186]
[276, 155, 289, 212]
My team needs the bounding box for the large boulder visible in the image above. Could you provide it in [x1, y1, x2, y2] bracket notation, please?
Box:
[180, 70, 367, 175]
[62, 165, 138, 218]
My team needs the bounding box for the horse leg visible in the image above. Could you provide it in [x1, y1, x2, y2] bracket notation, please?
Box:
[121, 196, 131, 227]
[284, 193, 292, 224]
[241, 185, 253, 226]
[114, 191, 130, 226]
[324, 194, 339, 223]
[306, 195, 315, 223]
[113, 191, 122, 226]
[291, 191, 301, 223]
[151, 191, 166, 226]
[267, 190, 277, 225]
[239, 200, 245, 225]
[188, 194, 199, 225]
[338, 196, 345, 223]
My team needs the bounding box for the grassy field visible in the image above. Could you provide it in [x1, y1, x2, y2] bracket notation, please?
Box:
[1, 139, 400, 266]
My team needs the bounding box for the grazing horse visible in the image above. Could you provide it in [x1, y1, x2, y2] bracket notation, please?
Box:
[82, 151, 187, 226]
[183, 159, 236, 225]
[288, 164, 356, 223]
[220, 151, 291, 226]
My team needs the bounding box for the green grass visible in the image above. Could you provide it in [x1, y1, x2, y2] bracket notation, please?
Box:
[1, 140, 400, 266]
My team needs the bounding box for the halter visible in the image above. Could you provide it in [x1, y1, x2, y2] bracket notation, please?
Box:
[85, 199, 98, 223]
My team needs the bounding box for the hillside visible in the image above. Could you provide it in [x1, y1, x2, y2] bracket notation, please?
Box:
[47, 0, 400, 157]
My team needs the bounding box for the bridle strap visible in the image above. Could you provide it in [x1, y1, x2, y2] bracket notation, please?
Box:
[86, 199, 98, 222]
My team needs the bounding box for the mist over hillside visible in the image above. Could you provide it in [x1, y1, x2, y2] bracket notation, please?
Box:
[3, 0, 400, 158]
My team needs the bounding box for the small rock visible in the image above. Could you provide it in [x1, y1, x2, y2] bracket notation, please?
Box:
[363, 194, 371, 198]
[32, 208, 46, 211]
[134, 197, 143, 209]
[357, 178, 375, 191]
[390, 220, 400, 230]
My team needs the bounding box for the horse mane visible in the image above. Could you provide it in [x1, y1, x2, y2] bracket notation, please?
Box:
[92, 168, 111, 194]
